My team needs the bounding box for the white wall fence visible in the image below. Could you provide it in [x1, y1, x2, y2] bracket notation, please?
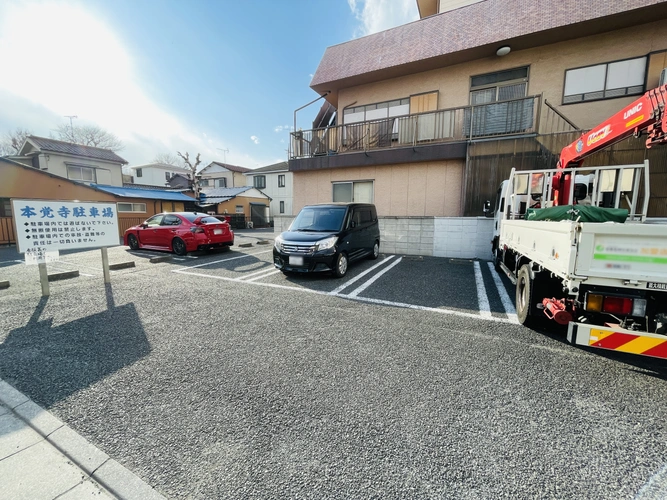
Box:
[273, 216, 494, 260]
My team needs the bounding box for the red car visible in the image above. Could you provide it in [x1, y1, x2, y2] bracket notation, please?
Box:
[124, 212, 234, 255]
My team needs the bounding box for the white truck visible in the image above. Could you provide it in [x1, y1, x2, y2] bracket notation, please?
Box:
[487, 84, 667, 360]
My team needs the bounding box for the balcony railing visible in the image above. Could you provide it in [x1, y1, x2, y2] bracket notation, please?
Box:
[290, 95, 542, 159]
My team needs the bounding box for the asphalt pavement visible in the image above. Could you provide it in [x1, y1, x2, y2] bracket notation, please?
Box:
[1, 239, 667, 499]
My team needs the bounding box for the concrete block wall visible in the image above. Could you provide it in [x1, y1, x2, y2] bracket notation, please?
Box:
[273, 215, 493, 260]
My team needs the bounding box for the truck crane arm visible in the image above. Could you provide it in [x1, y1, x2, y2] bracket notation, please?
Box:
[554, 84, 667, 205]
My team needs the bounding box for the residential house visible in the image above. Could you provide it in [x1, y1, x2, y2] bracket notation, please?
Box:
[0, 157, 195, 245]
[125, 162, 190, 187]
[13, 136, 128, 186]
[244, 161, 293, 217]
[199, 186, 271, 228]
[167, 173, 191, 190]
[198, 162, 251, 188]
[290, 0, 667, 257]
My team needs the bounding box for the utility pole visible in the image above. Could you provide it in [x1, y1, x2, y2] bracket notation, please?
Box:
[64, 115, 77, 142]
[217, 148, 229, 163]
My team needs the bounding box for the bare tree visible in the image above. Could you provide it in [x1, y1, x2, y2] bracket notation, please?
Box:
[54, 124, 123, 151]
[153, 152, 184, 167]
[177, 151, 202, 199]
[0, 127, 32, 156]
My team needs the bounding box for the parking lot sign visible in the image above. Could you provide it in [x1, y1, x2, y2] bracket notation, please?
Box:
[11, 199, 119, 253]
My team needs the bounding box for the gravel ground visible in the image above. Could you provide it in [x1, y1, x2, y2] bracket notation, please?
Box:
[1, 244, 667, 499]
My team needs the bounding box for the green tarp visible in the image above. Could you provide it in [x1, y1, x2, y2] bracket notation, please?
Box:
[525, 205, 628, 223]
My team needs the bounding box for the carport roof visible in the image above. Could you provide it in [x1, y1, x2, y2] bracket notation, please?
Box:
[91, 184, 195, 201]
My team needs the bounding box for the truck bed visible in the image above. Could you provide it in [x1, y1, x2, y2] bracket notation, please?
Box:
[500, 220, 667, 288]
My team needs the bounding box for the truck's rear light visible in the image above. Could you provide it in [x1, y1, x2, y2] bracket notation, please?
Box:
[585, 294, 603, 312]
[190, 227, 205, 234]
[602, 297, 633, 315]
[632, 298, 647, 317]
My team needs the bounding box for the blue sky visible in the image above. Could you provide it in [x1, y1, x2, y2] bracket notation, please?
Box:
[0, 0, 417, 169]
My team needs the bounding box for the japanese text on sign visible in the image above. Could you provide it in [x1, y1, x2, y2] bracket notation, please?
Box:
[12, 199, 120, 253]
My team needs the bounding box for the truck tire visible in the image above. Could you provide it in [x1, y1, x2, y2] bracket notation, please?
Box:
[516, 264, 536, 326]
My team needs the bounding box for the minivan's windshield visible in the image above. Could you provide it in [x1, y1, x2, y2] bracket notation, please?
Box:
[290, 206, 347, 232]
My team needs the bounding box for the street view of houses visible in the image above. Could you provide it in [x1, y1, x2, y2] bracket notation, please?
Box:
[1, 0, 667, 498]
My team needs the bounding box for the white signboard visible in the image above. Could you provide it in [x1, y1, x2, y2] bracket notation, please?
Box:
[12, 199, 120, 253]
[25, 248, 59, 265]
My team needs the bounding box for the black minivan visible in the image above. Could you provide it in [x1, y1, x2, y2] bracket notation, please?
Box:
[273, 203, 380, 277]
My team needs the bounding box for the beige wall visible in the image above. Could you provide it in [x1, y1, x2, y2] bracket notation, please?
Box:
[439, 0, 484, 14]
[337, 19, 667, 131]
[293, 160, 464, 217]
[29, 152, 124, 186]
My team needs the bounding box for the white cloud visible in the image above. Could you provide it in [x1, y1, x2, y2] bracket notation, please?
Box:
[273, 125, 292, 133]
[347, 0, 419, 37]
[250, 135, 260, 144]
[0, 2, 265, 168]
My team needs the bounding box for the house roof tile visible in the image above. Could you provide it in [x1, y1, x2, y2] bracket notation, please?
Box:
[204, 161, 252, 173]
[246, 161, 288, 174]
[91, 184, 194, 201]
[311, 0, 667, 92]
[26, 136, 128, 164]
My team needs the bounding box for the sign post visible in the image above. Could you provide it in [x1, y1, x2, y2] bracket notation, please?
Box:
[11, 199, 120, 292]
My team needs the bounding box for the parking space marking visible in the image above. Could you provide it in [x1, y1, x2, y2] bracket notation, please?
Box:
[346, 257, 403, 298]
[245, 270, 281, 282]
[175, 250, 273, 270]
[473, 261, 492, 319]
[235, 266, 277, 281]
[175, 269, 328, 295]
[329, 255, 396, 295]
[486, 262, 519, 323]
[336, 294, 517, 323]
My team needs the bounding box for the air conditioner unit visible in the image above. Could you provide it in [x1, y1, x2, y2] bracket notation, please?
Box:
[660, 68, 667, 87]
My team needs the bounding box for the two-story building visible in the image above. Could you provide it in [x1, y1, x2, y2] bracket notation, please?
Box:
[13, 136, 128, 187]
[125, 163, 190, 187]
[198, 161, 251, 188]
[289, 0, 667, 258]
[244, 161, 293, 217]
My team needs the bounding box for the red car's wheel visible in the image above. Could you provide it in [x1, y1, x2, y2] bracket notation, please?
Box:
[172, 237, 188, 256]
[128, 234, 140, 250]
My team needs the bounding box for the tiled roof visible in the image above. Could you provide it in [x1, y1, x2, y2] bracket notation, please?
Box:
[27, 136, 128, 164]
[205, 161, 252, 173]
[311, 0, 667, 89]
[91, 184, 195, 201]
[128, 162, 189, 172]
[246, 161, 288, 174]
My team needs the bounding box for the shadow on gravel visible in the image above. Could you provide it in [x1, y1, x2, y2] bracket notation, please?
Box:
[0, 284, 150, 409]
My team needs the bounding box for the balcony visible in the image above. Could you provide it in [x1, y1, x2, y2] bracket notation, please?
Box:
[290, 95, 543, 159]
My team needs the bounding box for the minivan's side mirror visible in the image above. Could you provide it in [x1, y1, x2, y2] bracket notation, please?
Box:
[483, 200, 493, 218]
[350, 220, 357, 229]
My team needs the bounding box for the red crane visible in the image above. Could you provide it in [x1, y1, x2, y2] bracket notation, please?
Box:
[553, 84, 667, 205]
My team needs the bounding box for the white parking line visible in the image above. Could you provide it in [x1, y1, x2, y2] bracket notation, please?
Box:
[486, 262, 519, 323]
[235, 266, 276, 281]
[329, 255, 396, 295]
[347, 257, 402, 298]
[174, 267, 516, 324]
[473, 261, 492, 319]
[175, 249, 273, 270]
[245, 270, 281, 282]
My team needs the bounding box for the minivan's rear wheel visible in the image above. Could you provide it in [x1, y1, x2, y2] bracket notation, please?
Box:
[369, 240, 380, 260]
[333, 252, 348, 278]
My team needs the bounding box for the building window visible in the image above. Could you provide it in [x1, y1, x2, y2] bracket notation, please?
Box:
[343, 97, 410, 124]
[117, 203, 147, 213]
[253, 175, 266, 189]
[67, 165, 96, 182]
[199, 178, 210, 187]
[332, 181, 373, 203]
[278, 174, 285, 188]
[279, 201, 285, 213]
[563, 57, 647, 104]
[470, 66, 529, 104]
[235, 205, 244, 213]
[136, 168, 143, 178]
[0, 199, 12, 217]
[215, 178, 227, 188]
